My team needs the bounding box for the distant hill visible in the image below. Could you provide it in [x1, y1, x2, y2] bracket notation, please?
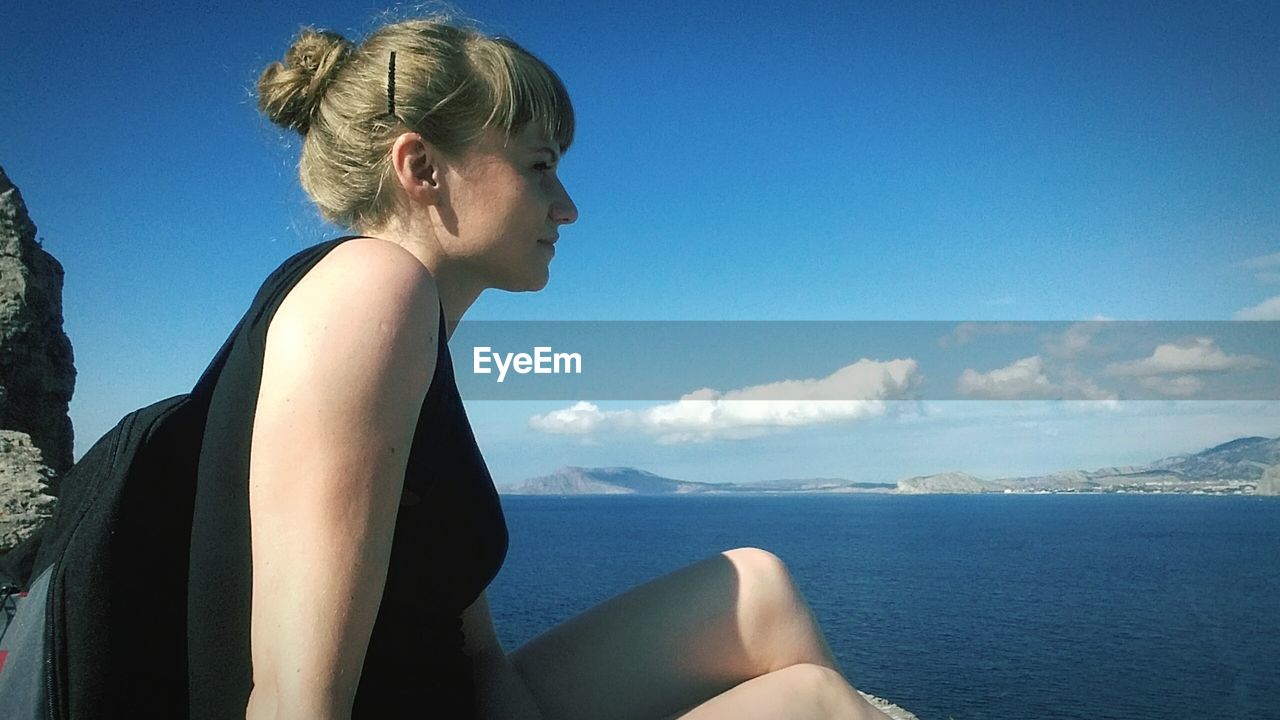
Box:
[897, 435, 1280, 493]
[1144, 436, 1280, 480]
[504, 435, 1280, 496]
[501, 467, 711, 495]
[500, 466, 894, 495]
[897, 472, 1006, 494]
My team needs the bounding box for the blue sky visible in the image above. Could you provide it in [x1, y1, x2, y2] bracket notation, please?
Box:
[3, 1, 1278, 485]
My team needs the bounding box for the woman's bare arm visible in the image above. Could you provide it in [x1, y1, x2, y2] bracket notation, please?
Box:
[460, 592, 545, 720]
[244, 240, 440, 720]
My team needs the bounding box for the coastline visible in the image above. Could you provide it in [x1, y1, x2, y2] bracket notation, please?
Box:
[862, 692, 919, 720]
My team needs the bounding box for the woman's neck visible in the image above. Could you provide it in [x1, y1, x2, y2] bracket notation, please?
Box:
[354, 226, 483, 342]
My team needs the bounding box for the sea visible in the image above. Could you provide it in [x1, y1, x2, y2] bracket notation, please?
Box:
[485, 494, 1280, 720]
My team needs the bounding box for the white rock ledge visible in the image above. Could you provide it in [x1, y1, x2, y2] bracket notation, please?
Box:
[860, 691, 919, 720]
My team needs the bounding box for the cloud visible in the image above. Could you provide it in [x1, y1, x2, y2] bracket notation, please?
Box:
[956, 356, 1061, 399]
[938, 322, 1034, 348]
[1240, 252, 1280, 285]
[1041, 319, 1113, 359]
[1055, 365, 1120, 403]
[1234, 295, 1280, 320]
[1241, 251, 1280, 271]
[528, 358, 921, 443]
[955, 354, 1121, 403]
[528, 401, 623, 434]
[1103, 337, 1266, 377]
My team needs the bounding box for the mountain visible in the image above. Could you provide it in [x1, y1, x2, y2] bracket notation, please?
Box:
[500, 467, 895, 495]
[501, 435, 1280, 496]
[501, 466, 713, 495]
[1144, 436, 1280, 481]
[896, 472, 1007, 494]
[908, 435, 1280, 494]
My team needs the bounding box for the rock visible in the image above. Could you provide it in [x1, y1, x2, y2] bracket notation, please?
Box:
[0, 430, 56, 552]
[0, 164, 75, 485]
[859, 691, 919, 720]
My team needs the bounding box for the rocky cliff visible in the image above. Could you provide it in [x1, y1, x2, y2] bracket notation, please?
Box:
[0, 430, 57, 551]
[0, 165, 75, 483]
[1, 165, 74, 553]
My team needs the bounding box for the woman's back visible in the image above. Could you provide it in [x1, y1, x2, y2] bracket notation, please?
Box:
[186, 237, 507, 718]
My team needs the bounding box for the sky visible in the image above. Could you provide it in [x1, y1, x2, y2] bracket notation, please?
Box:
[2, 0, 1278, 486]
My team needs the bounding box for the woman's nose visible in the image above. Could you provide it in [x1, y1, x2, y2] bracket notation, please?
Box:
[552, 181, 579, 225]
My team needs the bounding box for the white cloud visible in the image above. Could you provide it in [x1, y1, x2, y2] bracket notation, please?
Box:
[1241, 251, 1280, 270]
[1240, 252, 1280, 286]
[1055, 365, 1119, 403]
[1042, 319, 1113, 359]
[938, 322, 1034, 348]
[527, 401, 623, 434]
[1234, 295, 1280, 320]
[956, 356, 1061, 399]
[528, 358, 921, 443]
[1103, 337, 1266, 376]
[1059, 398, 1124, 414]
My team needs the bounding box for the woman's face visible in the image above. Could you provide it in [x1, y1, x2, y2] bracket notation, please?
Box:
[440, 123, 578, 292]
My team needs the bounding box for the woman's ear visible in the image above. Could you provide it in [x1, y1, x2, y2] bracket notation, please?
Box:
[390, 132, 442, 206]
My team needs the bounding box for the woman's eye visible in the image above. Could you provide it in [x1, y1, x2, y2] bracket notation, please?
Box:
[534, 162, 554, 172]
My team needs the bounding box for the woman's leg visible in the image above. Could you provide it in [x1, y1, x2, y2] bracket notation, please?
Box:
[508, 547, 887, 720]
[664, 664, 891, 720]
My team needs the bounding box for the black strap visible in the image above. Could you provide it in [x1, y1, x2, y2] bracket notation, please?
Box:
[187, 235, 368, 402]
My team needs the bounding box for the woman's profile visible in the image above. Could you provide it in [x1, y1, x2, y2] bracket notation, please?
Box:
[198, 10, 896, 720]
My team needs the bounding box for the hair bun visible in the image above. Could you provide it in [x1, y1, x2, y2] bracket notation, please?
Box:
[257, 28, 355, 134]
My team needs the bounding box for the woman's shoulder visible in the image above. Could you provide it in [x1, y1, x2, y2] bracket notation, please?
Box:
[267, 237, 441, 361]
[283, 237, 439, 321]
[314, 235, 438, 294]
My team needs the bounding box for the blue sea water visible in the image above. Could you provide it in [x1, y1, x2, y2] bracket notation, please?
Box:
[486, 494, 1280, 720]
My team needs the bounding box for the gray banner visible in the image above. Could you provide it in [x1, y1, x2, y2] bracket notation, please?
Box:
[446, 321, 1280, 400]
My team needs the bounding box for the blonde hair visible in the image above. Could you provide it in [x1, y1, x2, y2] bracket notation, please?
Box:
[256, 11, 574, 231]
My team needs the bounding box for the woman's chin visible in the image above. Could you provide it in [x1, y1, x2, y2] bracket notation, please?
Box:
[497, 269, 549, 292]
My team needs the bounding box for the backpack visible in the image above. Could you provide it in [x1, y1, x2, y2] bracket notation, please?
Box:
[0, 237, 355, 719]
[0, 350, 230, 719]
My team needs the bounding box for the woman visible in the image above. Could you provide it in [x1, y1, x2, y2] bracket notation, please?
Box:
[221, 12, 894, 720]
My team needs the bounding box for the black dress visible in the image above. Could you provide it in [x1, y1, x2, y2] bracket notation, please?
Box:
[186, 236, 509, 718]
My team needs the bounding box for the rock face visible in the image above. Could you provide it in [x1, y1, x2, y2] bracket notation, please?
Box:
[1, 165, 75, 484]
[860, 691, 919, 720]
[0, 430, 57, 552]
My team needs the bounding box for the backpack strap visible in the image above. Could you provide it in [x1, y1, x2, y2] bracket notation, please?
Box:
[188, 235, 367, 402]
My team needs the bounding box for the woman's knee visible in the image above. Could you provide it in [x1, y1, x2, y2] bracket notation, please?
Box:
[722, 546, 807, 612]
[719, 547, 824, 669]
[720, 547, 795, 596]
[771, 663, 862, 716]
